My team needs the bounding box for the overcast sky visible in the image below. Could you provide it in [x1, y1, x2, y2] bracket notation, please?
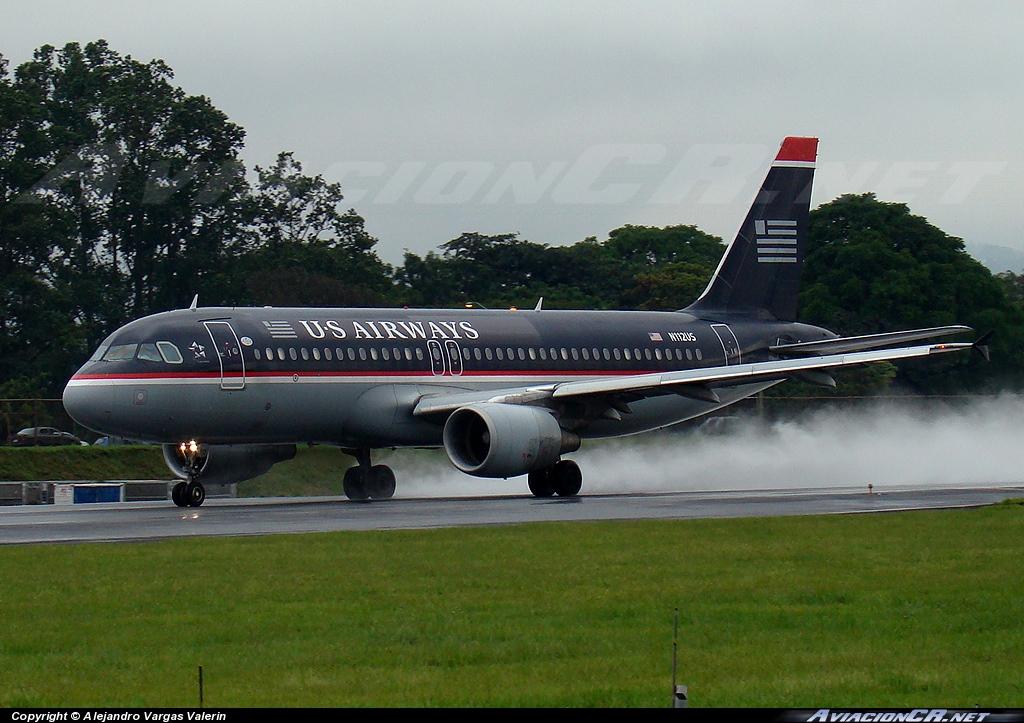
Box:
[3, 1, 1022, 264]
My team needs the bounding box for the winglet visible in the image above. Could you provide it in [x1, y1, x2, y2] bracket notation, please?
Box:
[972, 330, 994, 361]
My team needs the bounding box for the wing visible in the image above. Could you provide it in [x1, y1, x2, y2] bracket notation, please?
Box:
[413, 328, 983, 418]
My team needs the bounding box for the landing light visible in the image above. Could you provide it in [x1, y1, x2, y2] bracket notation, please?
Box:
[180, 440, 200, 455]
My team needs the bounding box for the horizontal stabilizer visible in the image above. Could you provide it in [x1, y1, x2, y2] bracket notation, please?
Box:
[770, 325, 972, 357]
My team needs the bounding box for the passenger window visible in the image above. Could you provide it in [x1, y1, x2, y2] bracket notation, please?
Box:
[358, 348, 367, 361]
[496, 348, 504, 361]
[347, 348, 355, 361]
[277, 348, 285, 361]
[695, 349, 703, 360]
[325, 348, 333, 361]
[645, 348, 652, 361]
[301, 348, 309, 361]
[312, 348, 321, 361]
[517, 348, 525, 361]
[370, 348, 379, 361]
[254, 348, 262, 361]
[485, 348, 493, 360]
[415, 348, 424, 361]
[571, 348, 579, 361]
[474, 348, 482, 361]
[539, 348, 547, 360]
[655, 348, 663, 361]
[602, 348, 610, 360]
[406, 348, 414, 361]
[582, 348, 589, 360]
[265, 347, 274, 361]
[381, 348, 390, 361]
[560, 348, 568, 361]
[623, 348, 631, 361]
[528, 348, 536, 360]
[102, 344, 138, 361]
[613, 348, 621, 360]
[289, 348, 297, 361]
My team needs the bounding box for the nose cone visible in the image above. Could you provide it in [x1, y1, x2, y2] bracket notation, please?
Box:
[63, 375, 113, 435]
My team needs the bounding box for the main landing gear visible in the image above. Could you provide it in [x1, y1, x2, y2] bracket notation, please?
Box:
[342, 447, 396, 501]
[172, 440, 207, 508]
[527, 459, 582, 498]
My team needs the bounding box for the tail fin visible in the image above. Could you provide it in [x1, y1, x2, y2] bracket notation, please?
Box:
[684, 136, 817, 322]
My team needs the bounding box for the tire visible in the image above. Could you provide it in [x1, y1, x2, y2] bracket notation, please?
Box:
[528, 468, 555, 498]
[550, 460, 582, 497]
[343, 466, 369, 501]
[368, 465, 397, 500]
[171, 481, 188, 507]
[186, 481, 206, 507]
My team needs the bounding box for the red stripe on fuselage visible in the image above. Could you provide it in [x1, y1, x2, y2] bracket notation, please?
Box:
[70, 369, 657, 381]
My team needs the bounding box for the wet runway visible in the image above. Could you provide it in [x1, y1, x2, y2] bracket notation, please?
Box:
[0, 484, 1020, 545]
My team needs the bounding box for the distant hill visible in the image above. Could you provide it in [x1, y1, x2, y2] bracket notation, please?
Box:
[966, 243, 1024, 274]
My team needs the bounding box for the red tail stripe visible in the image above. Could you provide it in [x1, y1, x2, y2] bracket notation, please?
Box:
[775, 136, 818, 163]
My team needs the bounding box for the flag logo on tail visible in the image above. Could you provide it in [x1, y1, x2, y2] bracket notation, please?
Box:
[755, 219, 798, 264]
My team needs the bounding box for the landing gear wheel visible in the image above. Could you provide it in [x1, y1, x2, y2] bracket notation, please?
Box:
[367, 465, 396, 500]
[528, 468, 555, 498]
[343, 466, 370, 501]
[186, 481, 206, 507]
[171, 481, 188, 507]
[550, 460, 582, 497]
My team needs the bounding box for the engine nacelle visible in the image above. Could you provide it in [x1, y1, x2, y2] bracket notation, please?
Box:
[162, 443, 297, 486]
[442, 403, 580, 478]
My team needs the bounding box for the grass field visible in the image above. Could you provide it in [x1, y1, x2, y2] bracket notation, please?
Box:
[1, 502, 1022, 707]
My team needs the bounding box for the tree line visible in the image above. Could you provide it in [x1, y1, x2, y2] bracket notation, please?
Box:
[2, 41, 1022, 400]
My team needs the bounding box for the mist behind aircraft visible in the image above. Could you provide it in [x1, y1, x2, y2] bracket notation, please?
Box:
[388, 395, 1024, 498]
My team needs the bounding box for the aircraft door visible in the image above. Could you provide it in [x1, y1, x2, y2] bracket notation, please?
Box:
[427, 340, 445, 376]
[204, 321, 245, 390]
[710, 323, 742, 365]
[444, 340, 463, 376]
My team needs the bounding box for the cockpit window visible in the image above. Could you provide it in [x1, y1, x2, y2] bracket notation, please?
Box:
[137, 343, 162, 362]
[157, 341, 183, 364]
[102, 344, 138, 361]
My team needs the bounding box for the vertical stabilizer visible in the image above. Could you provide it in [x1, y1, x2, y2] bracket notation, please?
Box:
[684, 136, 817, 322]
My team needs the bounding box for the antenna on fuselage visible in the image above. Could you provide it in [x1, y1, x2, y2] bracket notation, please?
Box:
[189, 294, 199, 312]
[534, 297, 543, 312]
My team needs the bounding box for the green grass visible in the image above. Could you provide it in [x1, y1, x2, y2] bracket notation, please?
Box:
[0, 445, 169, 481]
[1, 504, 1023, 707]
[0, 445, 353, 495]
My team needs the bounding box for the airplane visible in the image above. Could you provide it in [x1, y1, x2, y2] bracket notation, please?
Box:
[62, 137, 988, 507]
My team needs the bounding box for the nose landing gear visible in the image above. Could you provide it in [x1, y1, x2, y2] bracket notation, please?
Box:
[172, 440, 207, 508]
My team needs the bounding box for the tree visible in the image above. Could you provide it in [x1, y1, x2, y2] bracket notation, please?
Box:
[394, 225, 725, 311]
[799, 193, 1024, 392]
[239, 152, 394, 307]
[1, 41, 250, 394]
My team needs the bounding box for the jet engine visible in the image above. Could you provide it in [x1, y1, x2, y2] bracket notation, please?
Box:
[162, 443, 297, 486]
[442, 403, 580, 478]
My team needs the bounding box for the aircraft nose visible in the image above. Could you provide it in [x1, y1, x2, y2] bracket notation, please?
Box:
[62, 377, 113, 434]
